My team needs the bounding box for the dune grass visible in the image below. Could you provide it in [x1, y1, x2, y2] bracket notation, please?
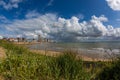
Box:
[0, 40, 120, 80]
[0, 40, 92, 80]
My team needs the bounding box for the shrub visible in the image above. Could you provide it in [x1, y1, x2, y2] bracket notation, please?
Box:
[96, 60, 120, 80]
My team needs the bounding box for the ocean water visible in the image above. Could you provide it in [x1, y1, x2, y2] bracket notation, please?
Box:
[29, 41, 120, 59]
[29, 41, 120, 50]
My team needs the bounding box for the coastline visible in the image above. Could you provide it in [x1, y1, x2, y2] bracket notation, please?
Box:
[13, 42, 42, 45]
[14, 42, 111, 61]
[30, 49, 110, 61]
[1, 42, 110, 61]
[30, 49, 62, 57]
[14, 42, 115, 61]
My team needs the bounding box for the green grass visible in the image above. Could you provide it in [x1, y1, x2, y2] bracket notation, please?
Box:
[0, 40, 91, 80]
[96, 59, 120, 80]
[0, 40, 120, 80]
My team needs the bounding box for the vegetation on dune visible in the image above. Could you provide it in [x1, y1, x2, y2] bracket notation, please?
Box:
[0, 40, 120, 80]
[96, 59, 120, 80]
[48, 51, 91, 80]
[0, 40, 91, 80]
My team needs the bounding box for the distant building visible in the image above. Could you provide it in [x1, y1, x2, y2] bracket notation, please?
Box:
[43, 38, 49, 42]
[8, 38, 18, 42]
[2, 38, 7, 41]
[6, 37, 26, 42]
[17, 37, 26, 42]
[32, 38, 37, 42]
[38, 35, 42, 42]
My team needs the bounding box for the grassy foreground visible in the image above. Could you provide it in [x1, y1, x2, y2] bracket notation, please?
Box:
[0, 40, 120, 80]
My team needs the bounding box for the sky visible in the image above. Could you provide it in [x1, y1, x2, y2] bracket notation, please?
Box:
[0, 0, 120, 41]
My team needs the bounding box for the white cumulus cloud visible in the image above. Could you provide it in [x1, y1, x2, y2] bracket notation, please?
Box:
[106, 0, 120, 11]
[1, 12, 120, 41]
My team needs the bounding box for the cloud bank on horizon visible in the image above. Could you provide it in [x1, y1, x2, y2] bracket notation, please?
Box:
[0, 12, 120, 41]
[0, 0, 120, 42]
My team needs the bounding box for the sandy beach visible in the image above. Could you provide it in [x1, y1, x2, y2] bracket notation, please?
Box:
[30, 49, 110, 61]
[0, 42, 112, 61]
[13, 42, 42, 45]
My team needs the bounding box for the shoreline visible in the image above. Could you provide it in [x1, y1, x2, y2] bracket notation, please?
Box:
[14, 42, 114, 61]
[13, 42, 117, 61]
[13, 41, 55, 45]
[30, 49, 111, 61]
[13, 42, 42, 45]
[0, 44, 113, 61]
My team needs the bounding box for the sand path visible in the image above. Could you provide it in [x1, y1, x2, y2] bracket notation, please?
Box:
[0, 47, 6, 59]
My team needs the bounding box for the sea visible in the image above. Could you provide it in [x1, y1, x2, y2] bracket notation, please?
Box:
[29, 41, 120, 59]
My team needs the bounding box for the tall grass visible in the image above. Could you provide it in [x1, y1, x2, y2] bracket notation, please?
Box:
[1, 40, 119, 80]
[0, 41, 50, 79]
[48, 51, 91, 80]
[0, 40, 91, 80]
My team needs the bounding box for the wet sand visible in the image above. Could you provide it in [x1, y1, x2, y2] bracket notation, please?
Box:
[14, 42, 41, 45]
[0, 45, 111, 61]
[30, 49, 62, 57]
[13, 42, 116, 61]
[30, 49, 111, 61]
